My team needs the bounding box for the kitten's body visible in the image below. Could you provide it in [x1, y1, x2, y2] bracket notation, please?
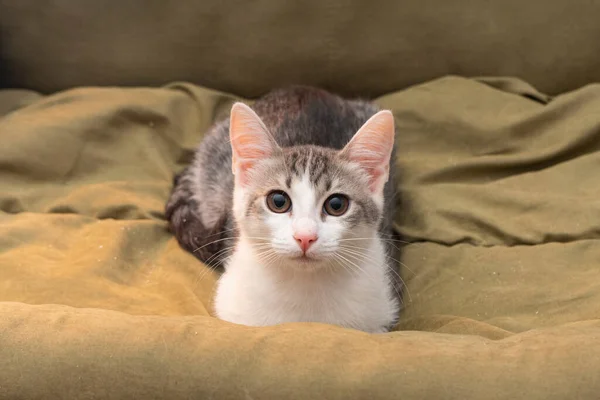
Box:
[166, 86, 400, 333]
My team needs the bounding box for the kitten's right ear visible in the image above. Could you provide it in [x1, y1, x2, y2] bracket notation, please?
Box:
[229, 102, 278, 186]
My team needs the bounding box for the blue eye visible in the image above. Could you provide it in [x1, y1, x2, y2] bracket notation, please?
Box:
[324, 194, 349, 216]
[266, 191, 292, 213]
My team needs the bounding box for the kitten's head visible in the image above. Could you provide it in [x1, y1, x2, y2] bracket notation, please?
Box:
[229, 103, 394, 270]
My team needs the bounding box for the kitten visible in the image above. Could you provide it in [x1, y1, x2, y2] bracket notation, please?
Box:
[166, 86, 401, 333]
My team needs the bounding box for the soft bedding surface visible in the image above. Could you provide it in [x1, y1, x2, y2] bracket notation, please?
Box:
[1, 77, 600, 399]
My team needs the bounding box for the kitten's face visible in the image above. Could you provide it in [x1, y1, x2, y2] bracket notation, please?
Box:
[228, 102, 394, 271]
[233, 147, 381, 268]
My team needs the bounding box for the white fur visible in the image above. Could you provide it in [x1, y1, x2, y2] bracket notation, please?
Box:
[215, 176, 399, 333]
[214, 237, 397, 333]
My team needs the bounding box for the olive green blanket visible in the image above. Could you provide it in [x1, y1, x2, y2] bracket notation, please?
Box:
[1, 77, 599, 399]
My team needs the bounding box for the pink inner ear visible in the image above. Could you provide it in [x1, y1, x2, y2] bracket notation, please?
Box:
[229, 103, 276, 184]
[341, 110, 395, 193]
[235, 161, 254, 186]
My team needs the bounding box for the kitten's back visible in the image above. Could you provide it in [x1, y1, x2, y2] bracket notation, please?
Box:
[166, 86, 397, 267]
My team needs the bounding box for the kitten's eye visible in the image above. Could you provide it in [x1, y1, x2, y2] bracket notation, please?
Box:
[323, 194, 349, 217]
[266, 191, 292, 213]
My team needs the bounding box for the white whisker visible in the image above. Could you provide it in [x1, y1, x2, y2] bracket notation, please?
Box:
[337, 244, 416, 276]
[337, 247, 412, 303]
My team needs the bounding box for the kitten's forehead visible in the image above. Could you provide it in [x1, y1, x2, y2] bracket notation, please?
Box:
[283, 146, 337, 191]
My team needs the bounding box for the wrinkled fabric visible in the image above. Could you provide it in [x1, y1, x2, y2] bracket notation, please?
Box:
[1, 77, 600, 399]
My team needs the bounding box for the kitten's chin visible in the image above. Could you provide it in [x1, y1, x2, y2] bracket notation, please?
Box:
[281, 253, 329, 271]
[291, 255, 320, 263]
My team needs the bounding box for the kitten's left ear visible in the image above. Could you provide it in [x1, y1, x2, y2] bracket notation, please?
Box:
[229, 102, 279, 186]
[340, 110, 395, 194]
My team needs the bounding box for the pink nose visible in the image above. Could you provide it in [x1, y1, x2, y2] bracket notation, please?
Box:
[294, 232, 318, 253]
